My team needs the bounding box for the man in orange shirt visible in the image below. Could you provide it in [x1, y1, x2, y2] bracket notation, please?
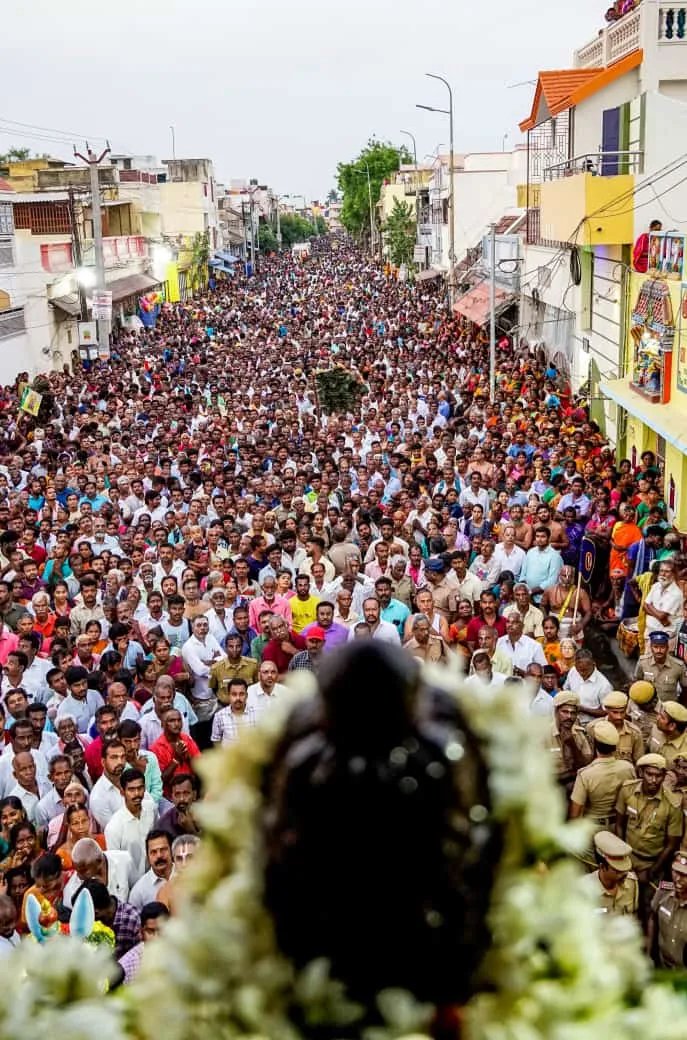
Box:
[150, 707, 201, 798]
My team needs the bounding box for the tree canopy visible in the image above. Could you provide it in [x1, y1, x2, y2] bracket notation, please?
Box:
[278, 214, 318, 247]
[382, 198, 416, 267]
[0, 146, 31, 164]
[336, 139, 411, 240]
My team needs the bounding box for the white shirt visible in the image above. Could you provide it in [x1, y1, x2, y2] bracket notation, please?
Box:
[128, 866, 172, 910]
[20, 657, 53, 704]
[89, 773, 124, 829]
[348, 618, 401, 645]
[564, 667, 613, 723]
[645, 580, 684, 638]
[246, 681, 288, 717]
[458, 486, 490, 513]
[0, 747, 49, 798]
[464, 671, 507, 693]
[104, 795, 157, 882]
[496, 634, 547, 672]
[0, 933, 19, 956]
[206, 607, 234, 646]
[7, 780, 49, 823]
[35, 786, 65, 827]
[153, 559, 185, 588]
[492, 543, 525, 581]
[181, 633, 225, 701]
[529, 688, 555, 717]
[63, 849, 134, 908]
[55, 690, 105, 733]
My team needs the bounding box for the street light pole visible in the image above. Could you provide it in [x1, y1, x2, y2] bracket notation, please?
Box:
[417, 72, 455, 306]
[400, 130, 420, 258]
[74, 143, 111, 351]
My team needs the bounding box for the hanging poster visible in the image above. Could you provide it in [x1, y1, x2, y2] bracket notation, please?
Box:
[678, 284, 687, 394]
[19, 387, 42, 417]
[648, 232, 686, 281]
[78, 321, 98, 347]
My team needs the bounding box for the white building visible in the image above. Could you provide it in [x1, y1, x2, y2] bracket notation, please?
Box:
[518, 0, 687, 440]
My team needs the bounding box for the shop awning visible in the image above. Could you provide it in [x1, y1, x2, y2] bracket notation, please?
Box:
[209, 261, 235, 275]
[600, 378, 687, 453]
[416, 267, 443, 282]
[214, 250, 239, 264]
[453, 282, 514, 326]
[49, 293, 82, 317]
[108, 273, 162, 302]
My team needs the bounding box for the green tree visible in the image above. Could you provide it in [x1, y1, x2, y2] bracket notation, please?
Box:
[382, 198, 416, 267]
[336, 139, 411, 240]
[314, 215, 327, 234]
[0, 146, 31, 164]
[326, 188, 339, 203]
[259, 224, 278, 253]
[279, 213, 317, 247]
[188, 231, 210, 292]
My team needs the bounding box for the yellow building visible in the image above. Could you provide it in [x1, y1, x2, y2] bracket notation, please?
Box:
[601, 239, 687, 531]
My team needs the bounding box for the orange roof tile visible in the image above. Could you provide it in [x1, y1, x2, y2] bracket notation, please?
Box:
[519, 49, 643, 132]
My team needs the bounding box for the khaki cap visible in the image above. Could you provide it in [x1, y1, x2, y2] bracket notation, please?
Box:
[594, 830, 633, 872]
[603, 691, 628, 709]
[662, 701, 687, 724]
[594, 720, 620, 747]
[629, 680, 655, 705]
[636, 753, 667, 770]
[553, 691, 579, 708]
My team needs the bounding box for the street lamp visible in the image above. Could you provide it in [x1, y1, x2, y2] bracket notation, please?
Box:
[417, 71, 455, 306]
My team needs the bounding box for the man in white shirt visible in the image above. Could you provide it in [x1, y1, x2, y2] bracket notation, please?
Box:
[464, 651, 508, 693]
[62, 838, 134, 909]
[458, 472, 490, 514]
[181, 615, 225, 710]
[496, 615, 547, 677]
[247, 660, 287, 717]
[104, 768, 157, 883]
[524, 663, 554, 717]
[563, 648, 612, 725]
[128, 830, 174, 909]
[55, 666, 105, 733]
[0, 894, 19, 957]
[89, 738, 128, 829]
[644, 560, 684, 649]
[502, 584, 545, 640]
[349, 597, 401, 645]
[0, 719, 49, 798]
[7, 751, 49, 823]
[492, 524, 526, 582]
[35, 754, 73, 827]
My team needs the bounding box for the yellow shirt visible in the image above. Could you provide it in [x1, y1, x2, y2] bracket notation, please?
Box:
[289, 595, 320, 633]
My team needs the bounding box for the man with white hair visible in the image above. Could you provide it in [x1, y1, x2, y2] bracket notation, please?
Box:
[62, 836, 134, 908]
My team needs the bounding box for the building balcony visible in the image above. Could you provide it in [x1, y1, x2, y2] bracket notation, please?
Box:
[539, 165, 635, 246]
[544, 151, 642, 179]
[81, 235, 147, 269]
[575, 3, 687, 68]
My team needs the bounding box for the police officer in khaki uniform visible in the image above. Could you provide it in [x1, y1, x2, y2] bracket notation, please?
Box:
[580, 830, 638, 915]
[648, 850, 687, 968]
[648, 701, 687, 769]
[570, 721, 636, 837]
[616, 753, 682, 889]
[589, 690, 644, 764]
[627, 680, 659, 747]
[664, 753, 687, 838]
[635, 630, 687, 704]
[548, 691, 593, 796]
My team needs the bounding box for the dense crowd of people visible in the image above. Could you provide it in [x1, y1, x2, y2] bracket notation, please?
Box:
[0, 237, 685, 972]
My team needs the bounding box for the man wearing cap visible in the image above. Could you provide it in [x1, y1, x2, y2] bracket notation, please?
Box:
[588, 691, 644, 764]
[664, 754, 687, 830]
[287, 628, 326, 672]
[649, 701, 687, 768]
[570, 721, 636, 839]
[635, 630, 687, 704]
[424, 558, 456, 624]
[627, 680, 660, 746]
[580, 830, 638, 915]
[616, 754, 682, 905]
[648, 850, 687, 968]
[548, 692, 593, 796]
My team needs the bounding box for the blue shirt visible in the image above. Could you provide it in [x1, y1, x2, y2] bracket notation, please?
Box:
[520, 546, 563, 600]
[381, 599, 412, 638]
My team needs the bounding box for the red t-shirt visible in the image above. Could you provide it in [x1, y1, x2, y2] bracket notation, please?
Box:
[262, 632, 306, 673]
[465, 615, 507, 646]
[150, 732, 201, 795]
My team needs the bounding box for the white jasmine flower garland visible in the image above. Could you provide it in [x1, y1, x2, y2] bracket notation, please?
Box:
[0, 665, 685, 1040]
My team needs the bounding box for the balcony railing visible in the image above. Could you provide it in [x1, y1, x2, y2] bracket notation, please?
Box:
[575, 4, 687, 67]
[81, 235, 147, 268]
[544, 151, 643, 180]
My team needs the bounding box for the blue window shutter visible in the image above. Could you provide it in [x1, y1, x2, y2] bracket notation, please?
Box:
[601, 108, 620, 175]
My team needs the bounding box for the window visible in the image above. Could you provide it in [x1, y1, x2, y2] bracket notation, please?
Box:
[0, 307, 26, 340]
[0, 238, 13, 268]
[0, 203, 13, 235]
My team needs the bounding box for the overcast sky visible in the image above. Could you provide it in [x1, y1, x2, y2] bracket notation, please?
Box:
[4, 0, 606, 199]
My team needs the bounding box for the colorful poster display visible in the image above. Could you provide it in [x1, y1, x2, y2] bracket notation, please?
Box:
[678, 284, 687, 394]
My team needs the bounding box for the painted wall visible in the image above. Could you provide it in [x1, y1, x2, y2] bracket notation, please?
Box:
[160, 182, 207, 237]
[572, 70, 640, 155]
[636, 90, 687, 240]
